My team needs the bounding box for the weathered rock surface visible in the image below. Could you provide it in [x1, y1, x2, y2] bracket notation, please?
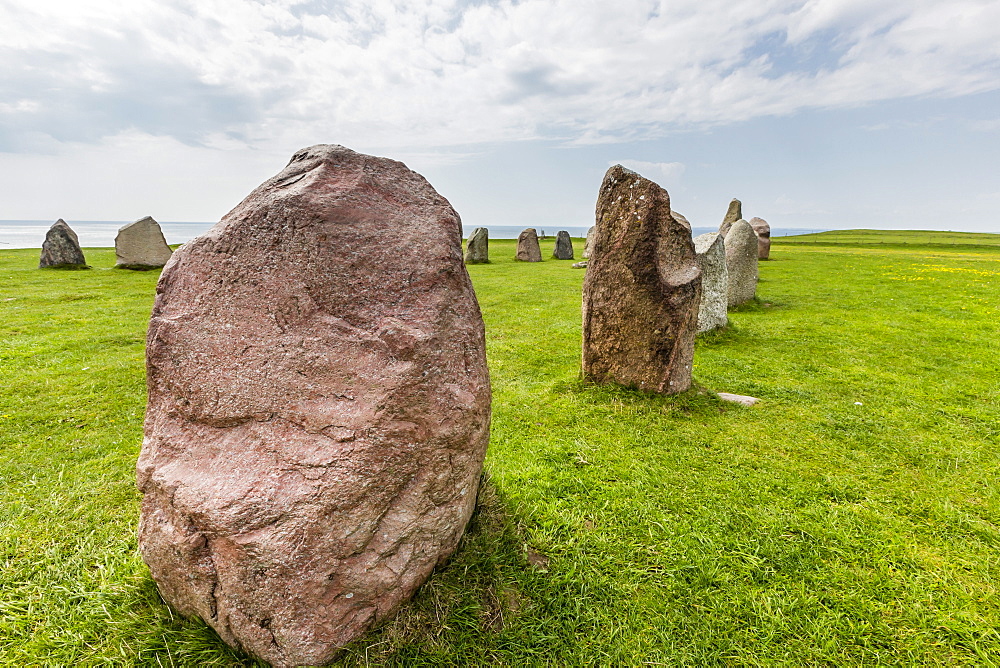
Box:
[582, 225, 596, 259]
[718, 198, 742, 236]
[116, 216, 173, 269]
[749, 216, 770, 260]
[718, 392, 759, 406]
[137, 145, 491, 668]
[39, 219, 88, 269]
[724, 219, 758, 307]
[693, 232, 728, 332]
[553, 230, 574, 259]
[572, 260, 588, 269]
[515, 228, 542, 262]
[582, 165, 701, 394]
[464, 227, 489, 264]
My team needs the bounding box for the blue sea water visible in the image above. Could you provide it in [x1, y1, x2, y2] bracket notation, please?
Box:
[0, 220, 828, 249]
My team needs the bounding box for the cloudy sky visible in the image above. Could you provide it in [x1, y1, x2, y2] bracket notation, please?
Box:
[1, 0, 999, 233]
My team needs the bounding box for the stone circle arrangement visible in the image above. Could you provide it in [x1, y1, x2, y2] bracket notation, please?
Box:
[37, 147, 773, 665]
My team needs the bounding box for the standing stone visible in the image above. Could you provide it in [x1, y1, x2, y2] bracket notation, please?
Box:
[749, 216, 771, 259]
[515, 228, 542, 262]
[724, 219, 758, 307]
[693, 232, 728, 332]
[582, 225, 596, 259]
[137, 145, 491, 668]
[39, 219, 88, 269]
[718, 198, 742, 236]
[115, 216, 173, 269]
[464, 227, 489, 264]
[552, 231, 574, 259]
[582, 165, 701, 394]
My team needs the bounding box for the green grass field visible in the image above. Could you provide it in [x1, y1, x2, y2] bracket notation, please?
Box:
[2, 231, 999, 666]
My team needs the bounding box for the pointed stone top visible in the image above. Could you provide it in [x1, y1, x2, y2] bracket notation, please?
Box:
[719, 198, 742, 235]
[120, 215, 158, 232]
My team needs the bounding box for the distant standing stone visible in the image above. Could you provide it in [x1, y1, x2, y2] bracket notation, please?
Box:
[553, 231, 574, 259]
[582, 165, 701, 394]
[137, 144, 491, 667]
[749, 216, 771, 259]
[693, 232, 728, 332]
[582, 225, 596, 259]
[39, 219, 88, 269]
[515, 228, 542, 262]
[464, 226, 489, 264]
[115, 216, 173, 270]
[724, 219, 758, 307]
[718, 198, 742, 236]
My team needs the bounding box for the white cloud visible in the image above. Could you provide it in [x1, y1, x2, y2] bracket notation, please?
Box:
[1, 0, 999, 155]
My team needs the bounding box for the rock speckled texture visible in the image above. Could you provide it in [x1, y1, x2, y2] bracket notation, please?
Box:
[749, 216, 771, 259]
[137, 145, 491, 667]
[515, 228, 542, 262]
[724, 219, 758, 307]
[582, 226, 596, 259]
[693, 232, 728, 332]
[464, 227, 489, 264]
[552, 230, 574, 259]
[582, 165, 701, 394]
[718, 198, 742, 236]
[115, 216, 173, 269]
[39, 219, 88, 269]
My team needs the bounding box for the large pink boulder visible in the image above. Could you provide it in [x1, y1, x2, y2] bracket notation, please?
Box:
[137, 145, 491, 667]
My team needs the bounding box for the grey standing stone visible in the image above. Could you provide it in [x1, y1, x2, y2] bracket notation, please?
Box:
[749, 216, 771, 260]
[693, 232, 728, 332]
[39, 219, 88, 269]
[724, 219, 758, 307]
[582, 226, 596, 259]
[582, 165, 701, 395]
[464, 227, 489, 264]
[552, 231, 574, 259]
[115, 216, 173, 269]
[515, 228, 542, 262]
[718, 198, 742, 236]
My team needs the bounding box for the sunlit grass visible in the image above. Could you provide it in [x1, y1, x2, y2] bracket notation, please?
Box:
[1, 233, 998, 665]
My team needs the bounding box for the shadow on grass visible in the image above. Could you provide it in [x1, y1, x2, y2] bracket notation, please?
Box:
[334, 474, 555, 666]
[552, 377, 736, 418]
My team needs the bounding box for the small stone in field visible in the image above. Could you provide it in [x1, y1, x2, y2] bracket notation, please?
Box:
[718, 392, 759, 406]
[464, 226, 489, 264]
[39, 219, 88, 269]
[572, 261, 588, 269]
[515, 228, 542, 262]
[552, 231, 574, 259]
[115, 216, 173, 270]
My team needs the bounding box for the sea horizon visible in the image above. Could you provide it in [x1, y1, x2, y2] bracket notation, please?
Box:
[0, 220, 831, 250]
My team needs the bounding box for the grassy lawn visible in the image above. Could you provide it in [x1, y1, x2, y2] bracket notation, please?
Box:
[1, 231, 999, 666]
